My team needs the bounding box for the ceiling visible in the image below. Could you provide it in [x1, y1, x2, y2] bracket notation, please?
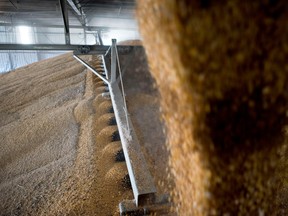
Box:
[0, 0, 139, 44]
[0, 0, 136, 26]
[0, 0, 139, 73]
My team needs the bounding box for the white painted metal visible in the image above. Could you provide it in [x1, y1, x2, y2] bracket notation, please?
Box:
[74, 39, 157, 207]
[110, 39, 117, 83]
[73, 54, 110, 85]
[103, 40, 157, 206]
[115, 44, 130, 133]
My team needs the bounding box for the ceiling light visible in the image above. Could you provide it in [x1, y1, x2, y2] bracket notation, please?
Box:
[18, 26, 33, 44]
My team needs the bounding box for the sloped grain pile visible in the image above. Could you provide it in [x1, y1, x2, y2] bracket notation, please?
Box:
[0, 53, 88, 215]
[0, 53, 133, 215]
[137, 0, 288, 215]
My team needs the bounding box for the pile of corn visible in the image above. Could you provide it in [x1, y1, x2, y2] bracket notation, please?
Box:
[137, 0, 288, 215]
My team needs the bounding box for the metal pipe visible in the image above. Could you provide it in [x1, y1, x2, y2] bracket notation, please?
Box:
[104, 46, 111, 56]
[73, 54, 110, 86]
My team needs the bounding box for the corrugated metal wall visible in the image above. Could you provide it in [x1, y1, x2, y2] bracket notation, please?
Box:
[0, 26, 68, 73]
[0, 24, 95, 73]
[0, 50, 67, 73]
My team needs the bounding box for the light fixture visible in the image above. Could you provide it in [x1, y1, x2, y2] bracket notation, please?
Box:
[18, 26, 33, 44]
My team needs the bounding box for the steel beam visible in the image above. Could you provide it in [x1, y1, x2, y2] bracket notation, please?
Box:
[66, 0, 81, 16]
[81, 2, 135, 9]
[8, 0, 18, 9]
[103, 41, 157, 206]
[59, 0, 70, 44]
[0, 23, 137, 31]
[108, 76, 157, 207]
[66, 0, 87, 26]
[98, 31, 103, 46]
[111, 39, 117, 82]
[0, 44, 109, 53]
[119, 195, 171, 215]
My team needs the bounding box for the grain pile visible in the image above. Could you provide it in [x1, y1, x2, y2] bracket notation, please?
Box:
[0, 53, 132, 215]
[137, 0, 288, 215]
[0, 53, 87, 215]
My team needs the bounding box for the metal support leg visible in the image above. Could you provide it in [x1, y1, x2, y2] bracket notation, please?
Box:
[83, 27, 87, 45]
[98, 30, 103, 45]
[59, 0, 70, 44]
[111, 39, 117, 83]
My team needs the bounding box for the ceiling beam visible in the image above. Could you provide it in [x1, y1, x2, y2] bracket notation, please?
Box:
[0, 23, 138, 31]
[0, 44, 109, 53]
[80, 1, 135, 8]
[66, 0, 81, 15]
[66, 0, 87, 26]
[8, 0, 18, 9]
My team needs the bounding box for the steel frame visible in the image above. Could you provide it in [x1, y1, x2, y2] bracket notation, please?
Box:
[109, 40, 157, 207]
[66, 0, 88, 26]
[73, 39, 157, 207]
[0, 44, 109, 53]
[73, 54, 109, 85]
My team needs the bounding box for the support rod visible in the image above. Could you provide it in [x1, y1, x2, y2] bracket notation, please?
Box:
[104, 46, 111, 57]
[59, 0, 70, 44]
[66, 0, 81, 15]
[66, 0, 87, 26]
[110, 39, 117, 83]
[98, 30, 103, 46]
[73, 54, 110, 85]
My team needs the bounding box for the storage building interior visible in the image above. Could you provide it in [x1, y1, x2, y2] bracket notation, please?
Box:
[0, 0, 287, 215]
